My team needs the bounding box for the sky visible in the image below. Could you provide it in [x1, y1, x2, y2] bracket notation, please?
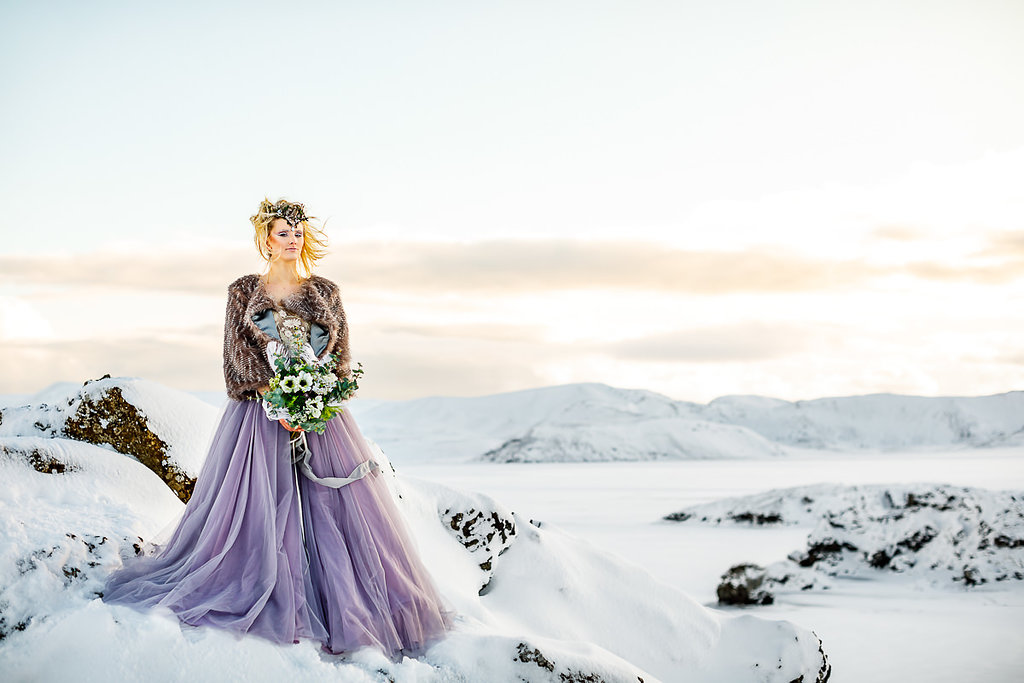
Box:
[1, 0, 1023, 403]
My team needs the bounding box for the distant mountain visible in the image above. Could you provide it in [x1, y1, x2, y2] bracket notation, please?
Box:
[347, 383, 1024, 463]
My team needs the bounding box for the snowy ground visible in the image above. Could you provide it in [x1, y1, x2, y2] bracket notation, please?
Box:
[0, 381, 833, 683]
[394, 447, 1024, 683]
[2, 381, 1021, 681]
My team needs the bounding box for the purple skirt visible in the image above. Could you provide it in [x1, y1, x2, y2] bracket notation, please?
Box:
[101, 398, 455, 659]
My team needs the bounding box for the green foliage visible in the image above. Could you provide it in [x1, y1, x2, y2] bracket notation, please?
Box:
[260, 351, 365, 434]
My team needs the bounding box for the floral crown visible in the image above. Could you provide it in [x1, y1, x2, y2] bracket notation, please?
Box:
[262, 200, 309, 228]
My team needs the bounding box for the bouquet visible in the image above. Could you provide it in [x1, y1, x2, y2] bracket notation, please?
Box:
[259, 314, 363, 434]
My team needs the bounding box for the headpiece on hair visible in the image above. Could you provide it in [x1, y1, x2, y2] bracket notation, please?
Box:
[268, 200, 308, 227]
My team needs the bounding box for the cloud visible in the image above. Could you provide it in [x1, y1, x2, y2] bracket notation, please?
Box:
[377, 322, 547, 343]
[334, 240, 880, 294]
[600, 321, 816, 362]
[999, 352, 1024, 366]
[0, 338, 221, 395]
[340, 351, 553, 400]
[0, 333, 557, 400]
[0, 250, 255, 295]
[901, 260, 1023, 284]
[977, 230, 1024, 257]
[0, 240, 880, 296]
[870, 225, 927, 242]
[4, 236, 1022, 310]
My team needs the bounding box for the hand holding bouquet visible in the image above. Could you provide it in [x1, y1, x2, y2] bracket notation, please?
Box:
[259, 314, 363, 434]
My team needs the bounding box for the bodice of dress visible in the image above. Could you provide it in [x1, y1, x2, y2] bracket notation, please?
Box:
[272, 305, 311, 353]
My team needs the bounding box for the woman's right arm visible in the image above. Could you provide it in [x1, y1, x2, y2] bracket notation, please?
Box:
[223, 280, 272, 399]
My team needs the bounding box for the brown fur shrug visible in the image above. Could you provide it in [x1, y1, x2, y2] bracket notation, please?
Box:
[222, 273, 350, 401]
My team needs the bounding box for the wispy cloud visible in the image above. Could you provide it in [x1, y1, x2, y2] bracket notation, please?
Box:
[12, 236, 1022, 297]
[600, 321, 817, 362]
[0, 338, 220, 396]
[869, 225, 928, 242]
[378, 322, 547, 343]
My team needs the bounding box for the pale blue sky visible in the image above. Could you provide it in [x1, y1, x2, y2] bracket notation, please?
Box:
[2, 0, 1023, 401]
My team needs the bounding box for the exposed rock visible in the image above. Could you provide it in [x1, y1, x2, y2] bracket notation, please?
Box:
[716, 563, 774, 605]
[730, 511, 783, 525]
[516, 641, 555, 671]
[513, 641, 632, 683]
[791, 539, 860, 569]
[685, 483, 1024, 594]
[0, 442, 80, 474]
[812, 632, 832, 683]
[0, 531, 133, 642]
[663, 483, 835, 526]
[440, 504, 516, 594]
[62, 378, 195, 504]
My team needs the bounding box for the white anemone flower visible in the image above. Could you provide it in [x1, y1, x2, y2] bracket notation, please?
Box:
[307, 396, 324, 418]
[280, 376, 298, 393]
[296, 371, 314, 392]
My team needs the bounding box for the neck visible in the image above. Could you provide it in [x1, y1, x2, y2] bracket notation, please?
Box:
[262, 261, 305, 285]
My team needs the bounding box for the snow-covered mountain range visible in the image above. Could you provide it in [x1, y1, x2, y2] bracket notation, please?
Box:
[348, 382, 1024, 463]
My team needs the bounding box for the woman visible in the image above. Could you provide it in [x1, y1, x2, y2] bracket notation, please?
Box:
[101, 198, 456, 660]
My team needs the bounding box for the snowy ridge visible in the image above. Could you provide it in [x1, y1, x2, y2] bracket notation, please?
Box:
[0, 377, 830, 682]
[1, 376, 219, 478]
[666, 482, 1024, 591]
[348, 382, 1024, 463]
[703, 392, 1024, 450]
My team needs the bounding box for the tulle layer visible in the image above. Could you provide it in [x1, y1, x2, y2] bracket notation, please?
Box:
[101, 399, 455, 659]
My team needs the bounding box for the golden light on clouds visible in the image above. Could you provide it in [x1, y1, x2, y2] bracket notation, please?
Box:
[6, 231, 1023, 296]
[1, 228, 1022, 401]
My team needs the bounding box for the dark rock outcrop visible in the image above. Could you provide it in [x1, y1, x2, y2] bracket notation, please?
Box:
[62, 377, 195, 504]
[440, 504, 517, 594]
[688, 483, 1024, 596]
[716, 563, 774, 605]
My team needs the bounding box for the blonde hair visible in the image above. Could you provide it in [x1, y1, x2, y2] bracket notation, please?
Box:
[249, 196, 330, 278]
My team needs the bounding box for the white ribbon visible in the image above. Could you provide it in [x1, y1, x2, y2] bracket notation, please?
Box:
[288, 430, 380, 489]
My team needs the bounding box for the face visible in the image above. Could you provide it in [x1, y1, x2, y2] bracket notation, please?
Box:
[266, 218, 304, 261]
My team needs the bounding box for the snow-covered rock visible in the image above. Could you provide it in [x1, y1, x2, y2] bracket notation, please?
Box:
[0, 377, 830, 682]
[0, 375, 219, 503]
[665, 482, 1024, 599]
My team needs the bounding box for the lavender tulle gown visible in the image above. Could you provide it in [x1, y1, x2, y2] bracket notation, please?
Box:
[101, 325, 455, 659]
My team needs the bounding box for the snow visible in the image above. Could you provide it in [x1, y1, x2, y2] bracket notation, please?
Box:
[341, 382, 1024, 463]
[0, 379, 831, 682]
[2, 378, 1022, 681]
[401, 451, 1024, 682]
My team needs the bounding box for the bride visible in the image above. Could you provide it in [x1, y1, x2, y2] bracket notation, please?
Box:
[101, 197, 455, 660]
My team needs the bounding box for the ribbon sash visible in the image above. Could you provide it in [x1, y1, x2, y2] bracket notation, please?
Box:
[288, 430, 381, 488]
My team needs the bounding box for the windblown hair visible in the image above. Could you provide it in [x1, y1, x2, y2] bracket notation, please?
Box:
[249, 196, 330, 278]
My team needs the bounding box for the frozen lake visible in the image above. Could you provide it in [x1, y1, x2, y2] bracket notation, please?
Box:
[397, 447, 1024, 683]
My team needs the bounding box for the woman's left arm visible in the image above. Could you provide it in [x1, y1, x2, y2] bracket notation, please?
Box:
[328, 283, 351, 379]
